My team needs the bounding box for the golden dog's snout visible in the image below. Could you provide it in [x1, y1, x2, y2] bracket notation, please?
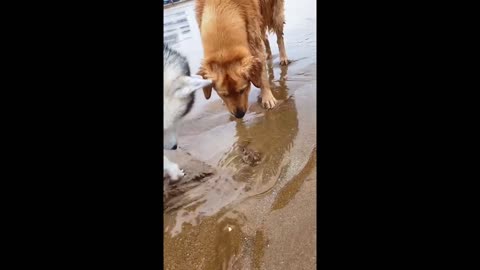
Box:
[233, 109, 246, 119]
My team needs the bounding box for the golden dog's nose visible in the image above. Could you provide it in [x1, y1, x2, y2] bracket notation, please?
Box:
[234, 110, 246, 119]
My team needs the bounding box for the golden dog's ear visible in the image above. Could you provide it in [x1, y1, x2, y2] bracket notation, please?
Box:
[241, 56, 263, 88]
[197, 64, 213, 100]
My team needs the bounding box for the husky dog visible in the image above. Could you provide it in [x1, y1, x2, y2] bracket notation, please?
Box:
[163, 44, 212, 181]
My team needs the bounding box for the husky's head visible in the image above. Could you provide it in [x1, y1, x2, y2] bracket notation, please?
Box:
[164, 45, 212, 150]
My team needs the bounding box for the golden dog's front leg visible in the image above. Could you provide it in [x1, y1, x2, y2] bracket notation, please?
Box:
[259, 66, 277, 109]
[264, 34, 272, 60]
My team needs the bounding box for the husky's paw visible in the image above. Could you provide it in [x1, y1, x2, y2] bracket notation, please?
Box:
[164, 163, 185, 181]
[260, 91, 277, 109]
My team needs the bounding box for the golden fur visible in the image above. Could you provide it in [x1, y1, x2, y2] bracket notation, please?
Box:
[195, 0, 289, 118]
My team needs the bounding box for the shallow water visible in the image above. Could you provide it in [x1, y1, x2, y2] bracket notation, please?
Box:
[164, 0, 316, 269]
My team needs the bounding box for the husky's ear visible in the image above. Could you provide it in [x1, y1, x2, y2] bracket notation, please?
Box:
[174, 76, 212, 98]
[197, 64, 213, 100]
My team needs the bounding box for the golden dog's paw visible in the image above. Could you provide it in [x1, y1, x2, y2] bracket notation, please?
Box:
[280, 58, 291, 66]
[260, 92, 277, 109]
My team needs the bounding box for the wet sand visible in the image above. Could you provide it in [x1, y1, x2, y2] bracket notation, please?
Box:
[164, 0, 316, 268]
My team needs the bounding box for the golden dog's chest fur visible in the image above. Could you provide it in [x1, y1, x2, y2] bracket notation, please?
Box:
[195, 0, 288, 117]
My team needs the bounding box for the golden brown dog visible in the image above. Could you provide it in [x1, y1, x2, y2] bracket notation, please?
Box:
[195, 0, 289, 118]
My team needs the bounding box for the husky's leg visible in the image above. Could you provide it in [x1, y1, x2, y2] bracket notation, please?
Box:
[164, 155, 184, 181]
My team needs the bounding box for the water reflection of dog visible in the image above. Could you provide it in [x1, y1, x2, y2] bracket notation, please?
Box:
[218, 61, 298, 193]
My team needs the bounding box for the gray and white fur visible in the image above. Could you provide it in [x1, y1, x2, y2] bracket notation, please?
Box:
[163, 44, 212, 180]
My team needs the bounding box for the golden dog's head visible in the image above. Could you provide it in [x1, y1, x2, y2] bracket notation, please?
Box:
[198, 47, 263, 118]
